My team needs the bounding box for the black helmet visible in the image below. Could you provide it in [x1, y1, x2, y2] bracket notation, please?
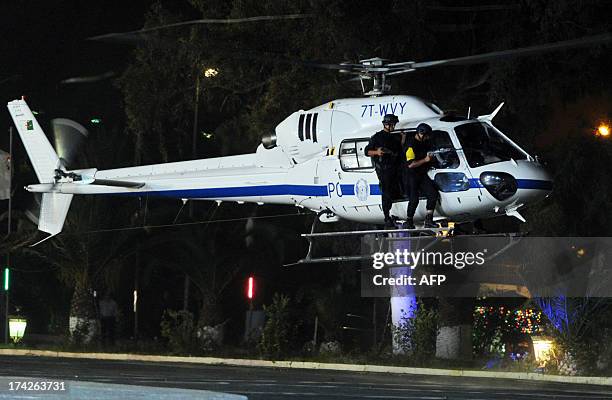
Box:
[382, 114, 399, 125]
[416, 123, 432, 136]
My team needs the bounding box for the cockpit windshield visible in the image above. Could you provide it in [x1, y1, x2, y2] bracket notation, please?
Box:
[429, 130, 460, 169]
[454, 122, 527, 167]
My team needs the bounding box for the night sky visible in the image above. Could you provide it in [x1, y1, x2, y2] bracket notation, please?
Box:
[1, 1, 610, 153]
[0, 1, 151, 144]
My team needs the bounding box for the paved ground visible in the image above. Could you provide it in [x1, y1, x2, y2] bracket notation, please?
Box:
[1, 355, 611, 399]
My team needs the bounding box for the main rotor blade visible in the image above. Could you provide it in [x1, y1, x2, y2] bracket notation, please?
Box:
[410, 33, 611, 69]
[60, 71, 115, 84]
[88, 14, 311, 42]
[299, 61, 365, 70]
[385, 69, 416, 76]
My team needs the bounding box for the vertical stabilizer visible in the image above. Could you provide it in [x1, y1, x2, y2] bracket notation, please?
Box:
[7, 99, 72, 243]
[7, 99, 59, 183]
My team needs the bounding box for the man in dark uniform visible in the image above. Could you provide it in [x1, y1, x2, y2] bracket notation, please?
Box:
[365, 114, 402, 228]
[402, 123, 439, 229]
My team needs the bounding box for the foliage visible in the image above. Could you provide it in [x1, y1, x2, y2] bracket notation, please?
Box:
[160, 309, 197, 354]
[538, 298, 612, 375]
[259, 293, 293, 358]
[196, 325, 224, 352]
[69, 318, 96, 347]
[67, 274, 97, 348]
[526, 120, 612, 237]
[196, 294, 225, 352]
[146, 223, 246, 327]
[310, 287, 347, 342]
[392, 301, 438, 363]
[118, 2, 206, 164]
[473, 305, 543, 357]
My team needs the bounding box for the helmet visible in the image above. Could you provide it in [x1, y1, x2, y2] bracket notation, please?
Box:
[382, 114, 399, 125]
[416, 123, 432, 136]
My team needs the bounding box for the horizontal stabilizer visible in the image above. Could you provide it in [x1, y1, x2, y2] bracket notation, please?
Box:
[92, 179, 145, 189]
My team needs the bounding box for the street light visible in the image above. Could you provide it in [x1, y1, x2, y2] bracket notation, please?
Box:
[596, 123, 610, 137]
[532, 336, 554, 367]
[192, 66, 219, 158]
[184, 65, 219, 312]
[4, 126, 12, 344]
[204, 68, 219, 78]
[8, 317, 26, 343]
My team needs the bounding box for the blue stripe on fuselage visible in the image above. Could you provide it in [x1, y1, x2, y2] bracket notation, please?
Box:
[468, 178, 483, 188]
[115, 179, 551, 199]
[515, 179, 553, 190]
[118, 184, 328, 199]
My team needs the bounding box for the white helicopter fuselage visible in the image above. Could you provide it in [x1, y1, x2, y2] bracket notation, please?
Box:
[9, 96, 552, 238]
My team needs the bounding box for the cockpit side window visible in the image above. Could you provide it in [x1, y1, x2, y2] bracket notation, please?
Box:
[455, 122, 527, 167]
[339, 139, 374, 171]
[429, 130, 460, 169]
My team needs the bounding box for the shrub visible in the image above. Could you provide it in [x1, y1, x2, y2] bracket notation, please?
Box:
[259, 293, 293, 358]
[393, 301, 438, 363]
[160, 309, 196, 354]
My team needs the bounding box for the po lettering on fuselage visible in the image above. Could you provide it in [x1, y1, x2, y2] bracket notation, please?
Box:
[361, 102, 407, 118]
[327, 182, 343, 197]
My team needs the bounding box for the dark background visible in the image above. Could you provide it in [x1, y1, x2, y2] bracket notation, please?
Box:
[0, 0, 610, 349]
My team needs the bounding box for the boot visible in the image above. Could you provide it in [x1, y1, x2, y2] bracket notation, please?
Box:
[404, 217, 415, 230]
[384, 216, 395, 229]
[423, 213, 437, 228]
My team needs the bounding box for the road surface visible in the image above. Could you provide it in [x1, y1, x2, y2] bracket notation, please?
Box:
[0, 355, 611, 399]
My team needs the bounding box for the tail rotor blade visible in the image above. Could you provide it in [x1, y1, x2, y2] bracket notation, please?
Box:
[50, 118, 89, 169]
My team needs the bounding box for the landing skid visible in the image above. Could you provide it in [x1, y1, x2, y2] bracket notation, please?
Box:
[302, 227, 449, 238]
[286, 224, 451, 266]
[287, 221, 524, 266]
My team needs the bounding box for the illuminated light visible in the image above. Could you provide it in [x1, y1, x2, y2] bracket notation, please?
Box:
[597, 124, 610, 137]
[577, 248, 586, 257]
[204, 68, 219, 78]
[90, 118, 102, 124]
[532, 337, 554, 366]
[247, 276, 254, 300]
[8, 318, 27, 343]
[133, 290, 138, 313]
[3, 268, 8, 291]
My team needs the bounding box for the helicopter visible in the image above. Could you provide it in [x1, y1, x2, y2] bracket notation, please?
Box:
[7, 33, 611, 243]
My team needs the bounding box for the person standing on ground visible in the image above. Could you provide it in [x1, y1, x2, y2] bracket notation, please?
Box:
[99, 292, 119, 346]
